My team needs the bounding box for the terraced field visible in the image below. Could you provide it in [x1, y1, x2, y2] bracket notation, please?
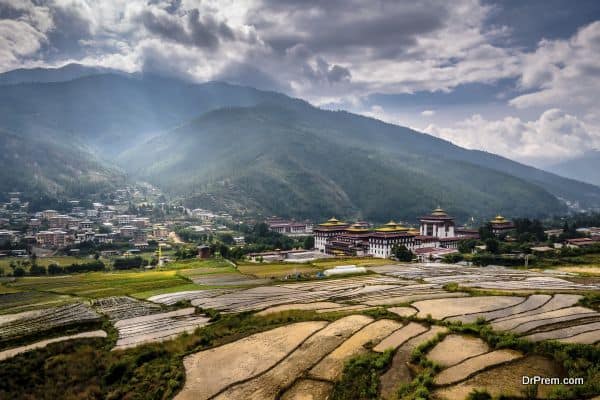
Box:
[114, 307, 211, 350]
[0, 261, 597, 399]
[92, 296, 163, 321]
[0, 303, 100, 343]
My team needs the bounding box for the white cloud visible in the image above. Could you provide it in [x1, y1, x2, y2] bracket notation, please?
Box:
[424, 109, 600, 165]
[510, 22, 600, 113]
[1, 0, 599, 162]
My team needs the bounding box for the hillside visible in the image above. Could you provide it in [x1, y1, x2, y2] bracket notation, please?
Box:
[0, 74, 289, 154]
[120, 105, 568, 222]
[0, 130, 125, 206]
[545, 150, 600, 187]
[1, 71, 599, 220]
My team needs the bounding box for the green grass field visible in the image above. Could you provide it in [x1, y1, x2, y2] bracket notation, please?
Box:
[237, 262, 320, 278]
[236, 256, 391, 278]
[5, 270, 190, 298]
[0, 258, 244, 313]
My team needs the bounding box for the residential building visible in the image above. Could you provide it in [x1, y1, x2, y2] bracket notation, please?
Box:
[49, 215, 71, 229]
[36, 230, 68, 248]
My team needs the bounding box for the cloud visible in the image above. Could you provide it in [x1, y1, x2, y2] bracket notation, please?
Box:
[1, 0, 599, 162]
[0, 0, 52, 70]
[424, 109, 600, 165]
[510, 22, 600, 113]
[136, 7, 237, 50]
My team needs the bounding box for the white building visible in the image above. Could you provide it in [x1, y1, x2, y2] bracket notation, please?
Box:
[419, 207, 455, 238]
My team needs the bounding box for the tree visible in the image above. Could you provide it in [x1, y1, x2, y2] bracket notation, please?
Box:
[174, 245, 197, 260]
[218, 243, 229, 259]
[48, 263, 63, 275]
[485, 238, 500, 254]
[478, 223, 495, 241]
[303, 236, 315, 250]
[458, 239, 477, 254]
[218, 233, 234, 245]
[467, 389, 492, 400]
[392, 245, 413, 261]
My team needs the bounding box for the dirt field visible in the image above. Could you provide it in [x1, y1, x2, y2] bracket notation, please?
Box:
[176, 321, 326, 400]
[434, 355, 565, 399]
[434, 349, 523, 385]
[0, 261, 598, 399]
[427, 334, 489, 367]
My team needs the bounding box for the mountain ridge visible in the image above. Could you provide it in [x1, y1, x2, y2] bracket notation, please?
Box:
[0, 69, 598, 220]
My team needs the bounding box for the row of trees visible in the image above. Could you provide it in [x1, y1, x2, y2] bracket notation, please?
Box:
[3, 259, 107, 277]
[1, 255, 153, 277]
[173, 222, 314, 261]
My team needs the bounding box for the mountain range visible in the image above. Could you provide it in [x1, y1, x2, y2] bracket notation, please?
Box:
[1, 64, 599, 222]
[545, 150, 600, 187]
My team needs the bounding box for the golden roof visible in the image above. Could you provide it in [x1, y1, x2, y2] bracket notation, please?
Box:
[408, 227, 420, 235]
[431, 206, 448, 216]
[375, 220, 409, 232]
[319, 217, 346, 226]
[346, 223, 369, 233]
[491, 215, 507, 223]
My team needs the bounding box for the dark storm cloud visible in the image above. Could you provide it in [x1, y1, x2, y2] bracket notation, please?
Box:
[300, 57, 351, 84]
[255, 0, 447, 56]
[138, 7, 235, 50]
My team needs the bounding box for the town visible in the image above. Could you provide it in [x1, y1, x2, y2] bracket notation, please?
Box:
[2, 188, 600, 279]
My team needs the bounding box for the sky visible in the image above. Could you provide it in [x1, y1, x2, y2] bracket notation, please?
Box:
[1, 0, 599, 167]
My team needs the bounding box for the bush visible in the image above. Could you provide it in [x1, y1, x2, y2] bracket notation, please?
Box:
[443, 253, 464, 263]
[330, 350, 394, 400]
[47, 263, 63, 275]
[64, 260, 105, 273]
[113, 257, 146, 270]
[467, 389, 492, 400]
[29, 264, 46, 276]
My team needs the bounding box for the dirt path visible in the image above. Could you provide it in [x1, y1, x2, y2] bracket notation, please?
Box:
[0, 330, 107, 361]
[168, 231, 184, 244]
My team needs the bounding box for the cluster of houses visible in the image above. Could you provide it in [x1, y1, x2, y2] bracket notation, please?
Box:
[33, 209, 173, 250]
[0, 190, 173, 252]
[0, 190, 244, 256]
